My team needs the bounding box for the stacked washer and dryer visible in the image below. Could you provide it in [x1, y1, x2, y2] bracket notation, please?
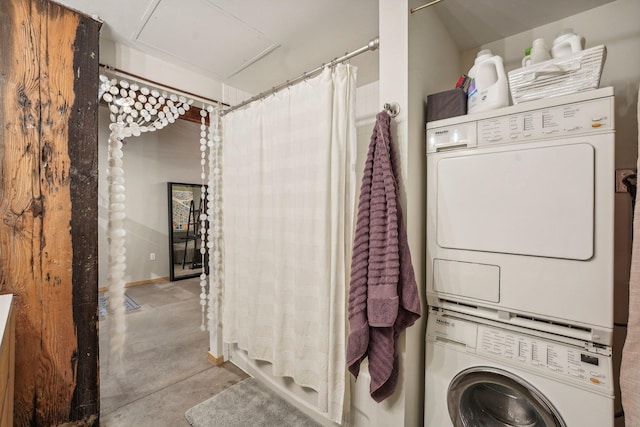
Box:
[424, 87, 619, 426]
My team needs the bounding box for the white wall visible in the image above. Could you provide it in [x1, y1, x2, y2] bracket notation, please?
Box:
[98, 41, 230, 286]
[98, 107, 204, 286]
[100, 40, 224, 102]
[376, 1, 460, 426]
[355, 80, 381, 178]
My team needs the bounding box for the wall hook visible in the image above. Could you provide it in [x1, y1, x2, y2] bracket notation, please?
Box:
[383, 102, 400, 118]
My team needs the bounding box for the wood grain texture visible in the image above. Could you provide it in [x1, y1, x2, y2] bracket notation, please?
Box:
[68, 8, 100, 423]
[0, 0, 100, 425]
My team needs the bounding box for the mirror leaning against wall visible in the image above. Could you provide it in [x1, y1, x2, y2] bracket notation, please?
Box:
[168, 182, 208, 281]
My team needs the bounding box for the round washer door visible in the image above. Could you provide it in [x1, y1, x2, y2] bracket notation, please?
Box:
[447, 367, 567, 427]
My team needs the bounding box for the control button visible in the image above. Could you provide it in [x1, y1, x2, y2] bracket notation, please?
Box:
[510, 134, 518, 139]
[532, 360, 539, 366]
[522, 132, 532, 137]
[542, 129, 559, 134]
[564, 126, 578, 131]
[590, 378, 601, 384]
[592, 116, 603, 121]
[569, 372, 580, 377]
[518, 357, 526, 362]
[592, 123, 602, 128]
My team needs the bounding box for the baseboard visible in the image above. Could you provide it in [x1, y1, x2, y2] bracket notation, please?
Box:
[98, 276, 169, 293]
[208, 351, 224, 366]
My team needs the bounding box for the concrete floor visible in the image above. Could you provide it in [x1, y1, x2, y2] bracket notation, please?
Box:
[99, 277, 248, 426]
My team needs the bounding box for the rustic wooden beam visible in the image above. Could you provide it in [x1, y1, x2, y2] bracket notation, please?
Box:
[0, 0, 100, 425]
[68, 5, 101, 424]
[182, 104, 208, 124]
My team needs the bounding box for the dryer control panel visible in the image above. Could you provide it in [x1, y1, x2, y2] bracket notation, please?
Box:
[477, 98, 613, 147]
[426, 88, 614, 153]
[476, 324, 614, 394]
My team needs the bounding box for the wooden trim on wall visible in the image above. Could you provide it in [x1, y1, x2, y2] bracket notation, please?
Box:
[207, 351, 224, 366]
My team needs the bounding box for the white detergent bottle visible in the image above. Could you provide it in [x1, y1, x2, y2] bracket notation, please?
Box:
[467, 49, 509, 114]
[551, 28, 585, 59]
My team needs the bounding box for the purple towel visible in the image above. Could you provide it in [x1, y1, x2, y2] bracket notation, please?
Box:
[346, 111, 421, 402]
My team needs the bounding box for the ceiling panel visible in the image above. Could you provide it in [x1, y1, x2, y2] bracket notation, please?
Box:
[220, 0, 379, 93]
[135, 0, 279, 78]
[53, 0, 159, 44]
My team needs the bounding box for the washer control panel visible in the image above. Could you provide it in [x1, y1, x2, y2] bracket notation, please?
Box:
[476, 324, 613, 394]
[427, 310, 614, 394]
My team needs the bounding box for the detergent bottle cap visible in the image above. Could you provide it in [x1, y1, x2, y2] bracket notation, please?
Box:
[475, 49, 493, 63]
[555, 28, 575, 39]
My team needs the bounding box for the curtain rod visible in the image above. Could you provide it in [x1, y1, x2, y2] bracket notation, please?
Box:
[222, 37, 380, 116]
[99, 64, 230, 108]
[411, 0, 446, 14]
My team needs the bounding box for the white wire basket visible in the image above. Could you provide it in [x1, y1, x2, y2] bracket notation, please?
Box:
[508, 45, 606, 104]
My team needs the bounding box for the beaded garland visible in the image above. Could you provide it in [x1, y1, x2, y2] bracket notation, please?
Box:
[208, 108, 224, 333]
[100, 74, 196, 360]
[199, 106, 209, 331]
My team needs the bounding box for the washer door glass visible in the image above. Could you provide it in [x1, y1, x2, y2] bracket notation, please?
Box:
[447, 367, 566, 427]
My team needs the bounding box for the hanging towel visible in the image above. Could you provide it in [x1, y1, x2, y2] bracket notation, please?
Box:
[621, 87, 640, 426]
[346, 111, 421, 402]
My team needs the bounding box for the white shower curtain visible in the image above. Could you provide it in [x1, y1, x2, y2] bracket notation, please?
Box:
[222, 64, 357, 423]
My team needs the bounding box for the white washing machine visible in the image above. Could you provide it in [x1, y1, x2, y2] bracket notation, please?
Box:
[425, 309, 614, 427]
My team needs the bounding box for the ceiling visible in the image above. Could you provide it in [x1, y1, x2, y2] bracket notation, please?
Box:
[435, 0, 616, 51]
[54, 0, 615, 96]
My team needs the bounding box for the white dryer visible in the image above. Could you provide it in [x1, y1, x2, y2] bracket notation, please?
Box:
[426, 87, 615, 345]
[425, 309, 615, 427]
